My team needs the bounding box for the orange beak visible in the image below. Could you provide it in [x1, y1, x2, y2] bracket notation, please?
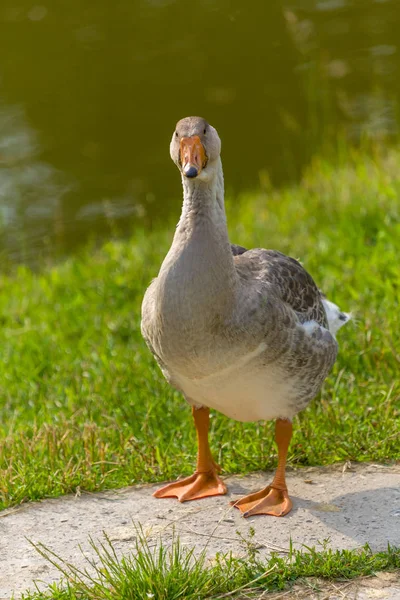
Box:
[179, 135, 207, 178]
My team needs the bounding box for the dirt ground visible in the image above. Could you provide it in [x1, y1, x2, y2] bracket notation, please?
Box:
[0, 462, 399, 599]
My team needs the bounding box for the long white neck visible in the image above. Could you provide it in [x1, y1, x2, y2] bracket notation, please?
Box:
[158, 157, 237, 317]
[179, 156, 226, 228]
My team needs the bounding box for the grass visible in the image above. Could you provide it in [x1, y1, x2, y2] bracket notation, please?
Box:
[0, 146, 400, 510]
[20, 528, 400, 599]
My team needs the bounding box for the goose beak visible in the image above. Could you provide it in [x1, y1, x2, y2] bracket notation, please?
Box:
[180, 136, 207, 178]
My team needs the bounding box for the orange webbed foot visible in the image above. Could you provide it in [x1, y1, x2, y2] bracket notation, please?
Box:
[153, 469, 227, 502]
[231, 485, 292, 517]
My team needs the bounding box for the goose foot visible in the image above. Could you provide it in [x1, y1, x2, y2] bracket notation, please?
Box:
[231, 485, 292, 517]
[153, 470, 227, 502]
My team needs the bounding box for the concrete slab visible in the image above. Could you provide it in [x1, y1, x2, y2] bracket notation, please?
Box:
[0, 463, 399, 598]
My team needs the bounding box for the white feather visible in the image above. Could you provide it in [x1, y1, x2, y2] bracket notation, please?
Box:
[322, 298, 351, 337]
[302, 320, 320, 335]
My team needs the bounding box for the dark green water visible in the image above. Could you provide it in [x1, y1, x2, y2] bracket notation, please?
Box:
[0, 0, 399, 262]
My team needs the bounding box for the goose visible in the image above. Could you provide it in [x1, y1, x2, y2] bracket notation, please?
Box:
[141, 116, 350, 517]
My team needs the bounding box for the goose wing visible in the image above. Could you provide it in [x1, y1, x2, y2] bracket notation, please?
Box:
[234, 248, 328, 327]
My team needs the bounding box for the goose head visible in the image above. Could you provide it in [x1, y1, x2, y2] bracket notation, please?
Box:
[170, 116, 221, 184]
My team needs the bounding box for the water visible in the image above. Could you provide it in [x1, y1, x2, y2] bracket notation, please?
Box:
[0, 0, 399, 263]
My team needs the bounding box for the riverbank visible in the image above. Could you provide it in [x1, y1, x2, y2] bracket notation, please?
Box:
[0, 148, 399, 512]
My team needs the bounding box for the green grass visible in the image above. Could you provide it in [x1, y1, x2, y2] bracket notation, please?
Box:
[0, 146, 400, 510]
[20, 529, 400, 599]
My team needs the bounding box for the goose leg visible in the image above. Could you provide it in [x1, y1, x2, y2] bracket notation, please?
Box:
[153, 406, 227, 502]
[232, 419, 293, 517]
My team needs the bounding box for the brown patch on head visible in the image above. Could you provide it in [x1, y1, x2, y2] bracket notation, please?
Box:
[176, 116, 208, 136]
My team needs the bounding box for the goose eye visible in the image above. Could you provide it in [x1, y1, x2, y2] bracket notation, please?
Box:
[175, 131, 178, 138]
[203, 128, 206, 134]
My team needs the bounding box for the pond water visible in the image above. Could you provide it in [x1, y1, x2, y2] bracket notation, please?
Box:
[0, 0, 399, 263]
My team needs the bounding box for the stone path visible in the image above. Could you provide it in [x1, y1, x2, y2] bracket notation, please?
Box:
[0, 463, 399, 598]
